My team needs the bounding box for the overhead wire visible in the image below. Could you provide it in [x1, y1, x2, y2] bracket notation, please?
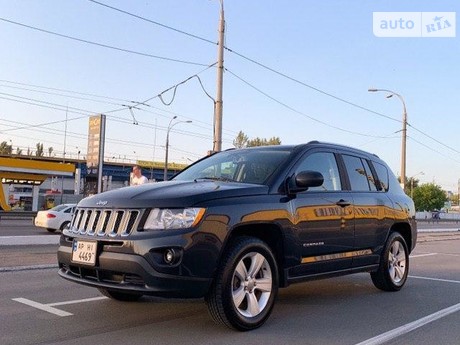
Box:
[407, 136, 460, 165]
[79, 1, 460, 159]
[225, 68, 391, 139]
[0, 17, 210, 67]
[5, 4, 457, 162]
[0, 79, 135, 103]
[87, 0, 217, 45]
[0, 83, 125, 107]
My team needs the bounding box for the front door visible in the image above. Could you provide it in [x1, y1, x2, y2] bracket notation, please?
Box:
[290, 150, 354, 273]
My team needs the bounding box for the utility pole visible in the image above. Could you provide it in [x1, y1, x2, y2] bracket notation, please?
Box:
[213, 0, 225, 152]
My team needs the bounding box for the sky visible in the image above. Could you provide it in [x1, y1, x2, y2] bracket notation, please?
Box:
[0, 0, 459, 191]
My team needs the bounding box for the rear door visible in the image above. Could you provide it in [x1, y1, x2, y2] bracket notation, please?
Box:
[339, 154, 393, 267]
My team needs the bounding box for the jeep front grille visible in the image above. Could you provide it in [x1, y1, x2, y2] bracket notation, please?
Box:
[70, 208, 143, 237]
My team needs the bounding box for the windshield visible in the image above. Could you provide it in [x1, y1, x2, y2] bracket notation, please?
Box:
[174, 148, 292, 185]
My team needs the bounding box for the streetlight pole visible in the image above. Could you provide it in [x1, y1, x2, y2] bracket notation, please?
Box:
[368, 88, 408, 191]
[163, 117, 192, 181]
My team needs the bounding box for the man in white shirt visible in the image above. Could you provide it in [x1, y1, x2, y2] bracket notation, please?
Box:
[131, 165, 148, 185]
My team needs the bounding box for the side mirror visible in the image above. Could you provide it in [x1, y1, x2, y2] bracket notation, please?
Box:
[287, 170, 324, 195]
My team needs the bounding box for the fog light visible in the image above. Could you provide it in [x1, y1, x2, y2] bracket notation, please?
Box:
[164, 249, 176, 264]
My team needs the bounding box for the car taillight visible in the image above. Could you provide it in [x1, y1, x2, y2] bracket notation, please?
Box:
[46, 213, 57, 218]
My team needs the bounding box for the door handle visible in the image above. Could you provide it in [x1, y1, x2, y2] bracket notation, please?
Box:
[336, 199, 351, 208]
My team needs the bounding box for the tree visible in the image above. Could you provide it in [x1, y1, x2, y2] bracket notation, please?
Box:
[247, 136, 281, 147]
[48, 147, 54, 157]
[35, 142, 44, 157]
[412, 183, 447, 212]
[0, 141, 12, 155]
[233, 131, 248, 148]
[233, 131, 281, 148]
[15, 147, 23, 155]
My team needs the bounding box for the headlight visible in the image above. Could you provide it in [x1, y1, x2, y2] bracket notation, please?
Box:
[144, 208, 205, 230]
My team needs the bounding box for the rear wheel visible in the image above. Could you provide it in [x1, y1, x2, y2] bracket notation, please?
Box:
[46, 228, 57, 233]
[206, 236, 278, 331]
[98, 288, 143, 301]
[371, 232, 409, 291]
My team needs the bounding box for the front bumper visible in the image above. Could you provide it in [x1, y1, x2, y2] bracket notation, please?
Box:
[57, 237, 213, 298]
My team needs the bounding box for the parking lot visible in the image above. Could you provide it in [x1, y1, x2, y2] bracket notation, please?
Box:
[1, 221, 459, 345]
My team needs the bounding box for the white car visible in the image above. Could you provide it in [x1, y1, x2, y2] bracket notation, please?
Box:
[34, 204, 76, 233]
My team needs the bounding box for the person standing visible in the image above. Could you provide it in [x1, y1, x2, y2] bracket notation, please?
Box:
[131, 165, 148, 185]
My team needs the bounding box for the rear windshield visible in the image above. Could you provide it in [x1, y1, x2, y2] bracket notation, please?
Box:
[174, 148, 292, 185]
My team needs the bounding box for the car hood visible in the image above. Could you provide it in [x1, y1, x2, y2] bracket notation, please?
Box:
[78, 180, 269, 208]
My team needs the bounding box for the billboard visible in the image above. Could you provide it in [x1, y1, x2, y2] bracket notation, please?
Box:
[86, 114, 106, 194]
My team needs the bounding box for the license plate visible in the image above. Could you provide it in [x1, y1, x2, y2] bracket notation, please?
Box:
[72, 240, 97, 266]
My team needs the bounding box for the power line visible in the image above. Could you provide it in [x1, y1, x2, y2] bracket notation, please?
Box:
[0, 83, 124, 107]
[0, 17, 210, 67]
[105, 63, 216, 113]
[0, 79, 135, 103]
[87, 0, 217, 45]
[0, 89, 236, 142]
[225, 48, 401, 124]
[79, 1, 459, 158]
[408, 135, 460, 165]
[408, 123, 460, 156]
[0, 92, 102, 116]
[225, 68, 391, 139]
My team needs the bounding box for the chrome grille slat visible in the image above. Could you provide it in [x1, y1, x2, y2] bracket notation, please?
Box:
[70, 208, 142, 237]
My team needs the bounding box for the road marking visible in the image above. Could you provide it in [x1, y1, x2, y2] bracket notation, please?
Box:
[410, 275, 460, 284]
[410, 253, 437, 258]
[48, 296, 107, 307]
[355, 302, 460, 345]
[12, 296, 108, 317]
[12, 298, 73, 317]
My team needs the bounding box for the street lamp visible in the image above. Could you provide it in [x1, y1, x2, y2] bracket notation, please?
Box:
[410, 171, 424, 198]
[164, 117, 192, 181]
[368, 88, 408, 191]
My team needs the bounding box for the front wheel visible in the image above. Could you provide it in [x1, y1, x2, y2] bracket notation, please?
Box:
[205, 236, 278, 331]
[371, 232, 409, 291]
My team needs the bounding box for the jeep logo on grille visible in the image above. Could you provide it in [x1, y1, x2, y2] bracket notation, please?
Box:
[96, 200, 108, 206]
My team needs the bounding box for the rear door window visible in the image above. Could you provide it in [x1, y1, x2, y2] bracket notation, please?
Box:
[342, 155, 372, 191]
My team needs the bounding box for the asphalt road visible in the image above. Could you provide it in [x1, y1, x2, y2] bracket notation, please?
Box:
[1, 221, 460, 345]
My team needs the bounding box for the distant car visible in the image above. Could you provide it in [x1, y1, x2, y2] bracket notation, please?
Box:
[34, 204, 76, 233]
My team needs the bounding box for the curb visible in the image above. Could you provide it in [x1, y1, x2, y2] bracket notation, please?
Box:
[0, 264, 58, 272]
[0, 235, 60, 246]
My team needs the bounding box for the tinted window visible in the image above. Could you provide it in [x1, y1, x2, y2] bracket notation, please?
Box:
[373, 162, 389, 192]
[342, 155, 371, 191]
[362, 160, 378, 191]
[295, 152, 341, 191]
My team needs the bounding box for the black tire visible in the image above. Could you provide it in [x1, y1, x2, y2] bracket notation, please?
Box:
[205, 236, 279, 331]
[60, 221, 70, 231]
[371, 232, 409, 291]
[98, 288, 143, 302]
[46, 228, 57, 233]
